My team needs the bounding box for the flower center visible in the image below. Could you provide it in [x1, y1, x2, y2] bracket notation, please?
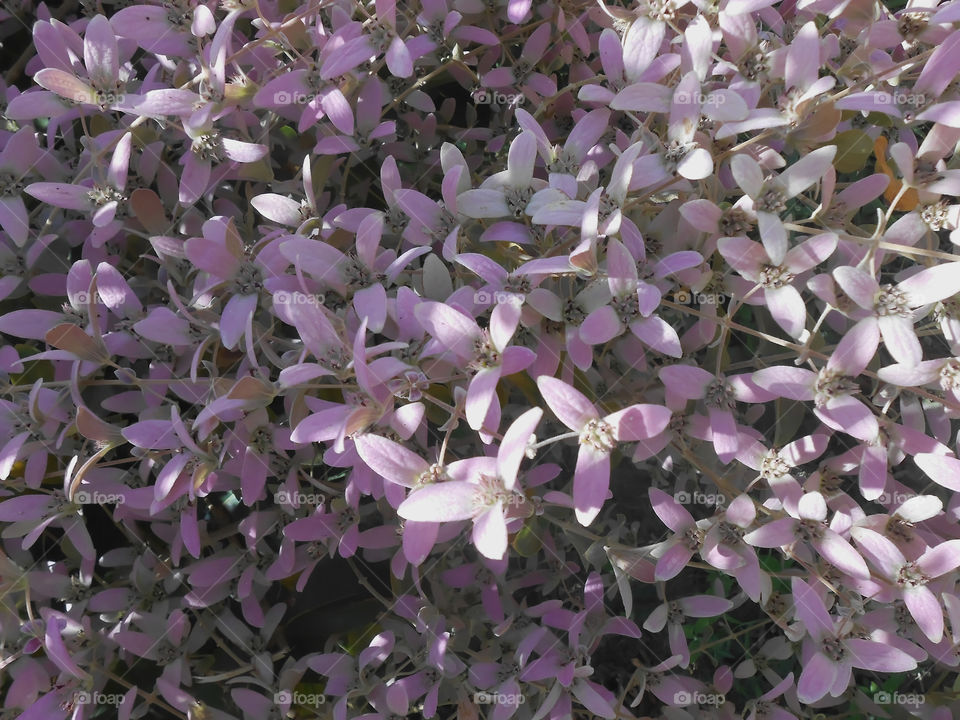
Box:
[797, 518, 825, 542]
[579, 418, 616, 453]
[874, 284, 912, 317]
[548, 146, 579, 174]
[759, 264, 795, 290]
[760, 449, 790, 480]
[504, 185, 534, 217]
[821, 635, 846, 662]
[612, 293, 640, 324]
[192, 133, 224, 162]
[898, 12, 929, 40]
[472, 332, 501, 368]
[0, 171, 23, 197]
[704, 378, 735, 410]
[666, 601, 685, 624]
[896, 561, 929, 588]
[87, 184, 125, 207]
[921, 200, 951, 231]
[664, 140, 694, 165]
[415, 463, 448, 488]
[231, 262, 262, 295]
[757, 184, 787, 214]
[719, 207, 754, 236]
[815, 368, 859, 406]
[563, 298, 586, 325]
[718, 520, 745, 544]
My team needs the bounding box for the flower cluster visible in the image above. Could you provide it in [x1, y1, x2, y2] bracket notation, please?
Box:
[2, 0, 960, 718]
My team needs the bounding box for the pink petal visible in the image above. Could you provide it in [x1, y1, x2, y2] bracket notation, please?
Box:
[832, 266, 879, 310]
[573, 445, 610, 526]
[466, 366, 502, 431]
[497, 408, 542, 491]
[743, 517, 797, 548]
[845, 639, 917, 672]
[655, 543, 695, 581]
[472, 505, 508, 560]
[580, 305, 622, 345]
[659, 365, 714, 398]
[917, 539, 960, 578]
[816, 395, 878, 441]
[827, 317, 879, 376]
[904, 586, 944, 643]
[815, 529, 870, 580]
[607, 404, 671, 441]
[536, 376, 598, 430]
[765, 285, 806, 338]
[354, 433, 428, 487]
[878, 315, 921, 366]
[751, 366, 816, 400]
[796, 652, 837, 704]
[403, 520, 439, 564]
[397, 481, 477, 522]
[899, 263, 960, 306]
[850, 527, 905, 578]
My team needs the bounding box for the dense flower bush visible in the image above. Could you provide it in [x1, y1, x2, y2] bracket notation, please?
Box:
[3, 0, 960, 717]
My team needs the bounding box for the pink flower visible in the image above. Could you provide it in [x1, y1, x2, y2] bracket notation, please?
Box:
[744, 491, 871, 581]
[833, 261, 960, 366]
[416, 299, 534, 434]
[729, 145, 836, 264]
[852, 527, 960, 642]
[718, 232, 837, 339]
[643, 594, 734, 667]
[396, 408, 542, 559]
[537, 375, 670, 525]
[790, 577, 917, 704]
